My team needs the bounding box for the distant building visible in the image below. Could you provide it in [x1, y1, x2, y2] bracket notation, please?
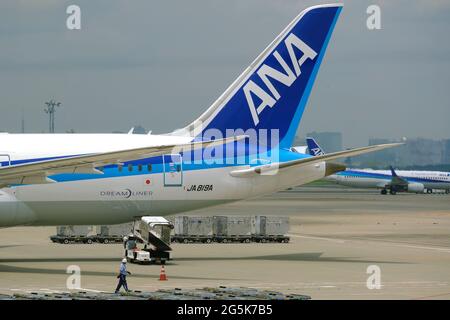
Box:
[442, 139, 450, 164]
[292, 135, 306, 147]
[306, 131, 342, 153]
[294, 134, 450, 168]
[366, 138, 398, 166]
[396, 138, 443, 166]
[351, 137, 449, 168]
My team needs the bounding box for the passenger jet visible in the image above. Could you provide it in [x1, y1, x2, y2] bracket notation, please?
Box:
[0, 4, 401, 227]
[306, 138, 450, 194]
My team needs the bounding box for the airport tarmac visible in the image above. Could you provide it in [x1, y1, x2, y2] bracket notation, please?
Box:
[1, 186, 449, 300]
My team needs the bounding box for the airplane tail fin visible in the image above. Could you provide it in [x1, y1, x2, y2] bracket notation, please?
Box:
[390, 166, 398, 177]
[306, 137, 325, 156]
[176, 4, 343, 149]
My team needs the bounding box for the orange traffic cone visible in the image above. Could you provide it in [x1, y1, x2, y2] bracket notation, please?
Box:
[159, 265, 168, 281]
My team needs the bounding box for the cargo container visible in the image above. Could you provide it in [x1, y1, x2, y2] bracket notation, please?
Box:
[212, 216, 252, 243]
[95, 223, 133, 243]
[172, 216, 214, 243]
[50, 225, 96, 244]
[57, 225, 93, 236]
[252, 216, 290, 243]
[99, 223, 133, 237]
[170, 215, 290, 244]
[51, 223, 133, 244]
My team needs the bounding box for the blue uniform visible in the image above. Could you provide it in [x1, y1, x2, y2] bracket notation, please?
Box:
[120, 263, 127, 275]
[115, 262, 129, 293]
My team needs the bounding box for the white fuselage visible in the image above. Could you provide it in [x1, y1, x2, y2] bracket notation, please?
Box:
[0, 133, 326, 227]
[327, 168, 450, 191]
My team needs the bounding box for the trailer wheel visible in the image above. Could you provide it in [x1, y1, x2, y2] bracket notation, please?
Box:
[183, 238, 189, 244]
[63, 239, 69, 244]
[103, 239, 109, 244]
[244, 239, 250, 243]
[205, 238, 212, 244]
[86, 239, 93, 244]
[261, 239, 266, 243]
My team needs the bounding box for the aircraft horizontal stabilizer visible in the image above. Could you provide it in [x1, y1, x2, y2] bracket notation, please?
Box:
[229, 143, 403, 177]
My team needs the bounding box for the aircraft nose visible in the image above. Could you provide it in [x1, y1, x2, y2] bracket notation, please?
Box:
[325, 162, 346, 176]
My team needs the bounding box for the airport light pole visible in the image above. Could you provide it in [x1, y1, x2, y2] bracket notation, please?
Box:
[44, 100, 61, 133]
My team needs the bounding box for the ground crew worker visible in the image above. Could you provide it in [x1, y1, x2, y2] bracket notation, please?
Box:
[115, 258, 131, 293]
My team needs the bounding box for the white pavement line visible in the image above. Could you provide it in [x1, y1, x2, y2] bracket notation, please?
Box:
[39, 288, 57, 293]
[290, 234, 450, 253]
[77, 288, 104, 293]
[388, 243, 450, 253]
[290, 234, 346, 244]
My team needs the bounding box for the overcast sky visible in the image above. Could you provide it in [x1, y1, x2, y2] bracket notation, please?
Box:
[0, 0, 449, 147]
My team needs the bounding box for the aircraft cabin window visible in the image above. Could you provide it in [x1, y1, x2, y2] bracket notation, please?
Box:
[147, 164, 152, 172]
[138, 164, 143, 172]
[176, 164, 181, 172]
[118, 164, 123, 172]
[128, 164, 133, 172]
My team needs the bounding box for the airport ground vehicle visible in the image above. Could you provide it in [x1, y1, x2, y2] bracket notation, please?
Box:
[126, 217, 173, 265]
[171, 215, 290, 243]
[125, 245, 151, 264]
[51, 219, 173, 264]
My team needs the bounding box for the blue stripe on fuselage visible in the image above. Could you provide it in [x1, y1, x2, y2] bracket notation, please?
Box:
[5, 143, 312, 184]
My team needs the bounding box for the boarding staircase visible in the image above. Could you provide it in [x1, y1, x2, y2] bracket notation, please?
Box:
[132, 217, 173, 262]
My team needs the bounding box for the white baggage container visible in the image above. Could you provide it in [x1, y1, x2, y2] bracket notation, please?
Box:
[252, 216, 289, 236]
[174, 216, 213, 236]
[213, 216, 252, 236]
[56, 225, 93, 237]
[99, 223, 133, 237]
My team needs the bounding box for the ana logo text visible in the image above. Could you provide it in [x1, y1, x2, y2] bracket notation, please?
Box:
[311, 147, 324, 156]
[244, 33, 317, 126]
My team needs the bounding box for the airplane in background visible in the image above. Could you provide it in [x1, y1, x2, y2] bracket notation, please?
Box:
[0, 4, 401, 228]
[306, 137, 450, 195]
